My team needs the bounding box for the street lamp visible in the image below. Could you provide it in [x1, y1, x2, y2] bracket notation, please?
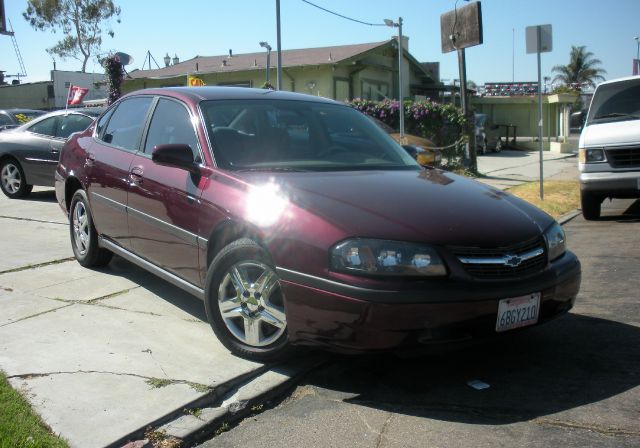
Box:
[163, 53, 171, 67]
[259, 41, 272, 84]
[385, 17, 405, 139]
[635, 36, 640, 75]
[172, 54, 179, 65]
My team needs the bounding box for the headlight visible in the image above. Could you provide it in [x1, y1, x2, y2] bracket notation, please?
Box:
[544, 222, 566, 262]
[330, 238, 447, 277]
[579, 147, 606, 163]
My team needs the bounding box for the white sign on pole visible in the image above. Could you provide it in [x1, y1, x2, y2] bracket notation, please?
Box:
[526, 25, 552, 54]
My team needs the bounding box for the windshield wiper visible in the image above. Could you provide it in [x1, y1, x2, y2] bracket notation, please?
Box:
[593, 112, 640, 120]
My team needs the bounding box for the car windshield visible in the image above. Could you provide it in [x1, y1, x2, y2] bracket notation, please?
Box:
[586, 78, 640, 125]
[200, 99, 419, 171]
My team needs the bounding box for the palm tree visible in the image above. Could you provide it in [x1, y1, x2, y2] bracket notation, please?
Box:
[552, 45, 606, 89]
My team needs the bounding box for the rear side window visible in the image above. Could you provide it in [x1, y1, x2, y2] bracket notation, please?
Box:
[0, 114, 11, 126]
[144, 98, 200, 159]
[102, 97, 153, 152]
[57, 114, 93, 139]
[28, 116, 58, 137]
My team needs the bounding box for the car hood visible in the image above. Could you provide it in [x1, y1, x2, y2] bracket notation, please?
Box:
[580, 119, 640, 147]
[236, 169, 553, 248]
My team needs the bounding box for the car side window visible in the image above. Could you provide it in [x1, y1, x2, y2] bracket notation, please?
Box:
[144, 98, 200, 160]
[57, 114, 93, 139]
[102, 97, 153, 152]
[28, 116, 58, 137]
[0, 114, 11, 126]
[95, 107, 115, 138]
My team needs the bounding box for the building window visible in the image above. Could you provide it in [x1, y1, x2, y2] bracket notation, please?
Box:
[64, 81, 71, 88]
[361, 80, 389, 101]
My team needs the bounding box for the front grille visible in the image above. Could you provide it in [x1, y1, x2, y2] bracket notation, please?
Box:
[605, 146, 640, 168]
[449, 236, 547, 280]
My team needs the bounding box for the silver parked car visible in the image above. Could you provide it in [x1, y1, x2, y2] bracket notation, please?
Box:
[0, 108, 103, 198]
[0, 109, 45, 132]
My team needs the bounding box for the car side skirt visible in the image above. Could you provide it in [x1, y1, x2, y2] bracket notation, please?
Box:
[98, 236, 205, 300]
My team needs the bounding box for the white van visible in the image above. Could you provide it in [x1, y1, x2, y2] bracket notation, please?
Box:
[579, 76, 640, 219]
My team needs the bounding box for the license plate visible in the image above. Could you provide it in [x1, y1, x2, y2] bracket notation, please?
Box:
[496, 293, 540, 332]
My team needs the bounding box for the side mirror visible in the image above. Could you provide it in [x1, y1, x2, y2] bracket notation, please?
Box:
[152, 144, 196, 172]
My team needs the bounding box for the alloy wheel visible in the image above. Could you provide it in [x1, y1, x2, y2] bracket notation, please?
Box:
[72, 201, 90, 256]
[217, 261, 286, 347]
[1, 163, 22, 194]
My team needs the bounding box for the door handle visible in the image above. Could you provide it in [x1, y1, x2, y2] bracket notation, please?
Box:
[130, 166, 144, 183]
[85, 152, 96, 167]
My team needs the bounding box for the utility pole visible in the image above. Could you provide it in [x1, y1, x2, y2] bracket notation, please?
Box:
[276, 0, 282, 90]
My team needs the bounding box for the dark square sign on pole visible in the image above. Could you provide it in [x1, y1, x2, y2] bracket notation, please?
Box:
[440, 1, 483, 171]
[0, 0, 9, 36]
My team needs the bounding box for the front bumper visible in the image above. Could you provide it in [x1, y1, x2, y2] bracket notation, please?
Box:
[278, 251, 581, 353]
[579, 170, 640, 198]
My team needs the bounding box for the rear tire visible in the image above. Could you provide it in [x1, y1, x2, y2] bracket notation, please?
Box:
[69, 190, 112, 267]
[204, 238, 292, 362]
[0, 158, 33, 199]
[580, 190, 601, 220]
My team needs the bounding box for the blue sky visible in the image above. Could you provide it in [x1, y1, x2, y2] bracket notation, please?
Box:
[2, 0, 639, 88]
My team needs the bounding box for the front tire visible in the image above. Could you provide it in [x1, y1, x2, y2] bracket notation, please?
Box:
[69, 190, 112, 267]
[0, 158, 33, 199]
[580, 190, 601, 220]
[205, 238, 291, 362]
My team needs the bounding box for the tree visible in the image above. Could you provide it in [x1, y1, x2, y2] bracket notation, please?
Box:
[23, 0, 121, 73]
[551, 45, 606, 89]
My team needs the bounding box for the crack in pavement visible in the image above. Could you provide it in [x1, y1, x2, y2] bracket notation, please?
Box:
[5, 370, 212, 392]
[0, 214, 67, 226]
[0, 257, 75, 275]
[533, 417, 640, 438]
[0, 303, 73, 328]
[375, 413, 395, 448]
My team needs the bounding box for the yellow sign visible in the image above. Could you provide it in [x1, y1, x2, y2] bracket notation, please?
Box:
[187, 75, 205, 87]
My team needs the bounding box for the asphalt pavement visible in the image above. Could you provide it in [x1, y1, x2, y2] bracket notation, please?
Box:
[200, 198, 640, 448]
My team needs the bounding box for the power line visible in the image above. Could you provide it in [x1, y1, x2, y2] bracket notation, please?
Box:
[300, 0, 386, 27]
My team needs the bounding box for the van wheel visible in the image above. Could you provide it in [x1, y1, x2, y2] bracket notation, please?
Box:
[69, 190, 112, 267]
[580, 191, 601, 220]
[204, 238, 292, 362]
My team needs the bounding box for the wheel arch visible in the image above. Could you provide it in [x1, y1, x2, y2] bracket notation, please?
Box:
[64, 176, 83, 213]
[206, 219, 267, 267]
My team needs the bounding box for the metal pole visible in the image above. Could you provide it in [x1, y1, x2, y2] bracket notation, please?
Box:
[537, 27, 544, 200]
[266, 49, 271, 84]
[276, 0, 282, 90]
[636, 37, 640, 74]
[398, 17, 405, 139]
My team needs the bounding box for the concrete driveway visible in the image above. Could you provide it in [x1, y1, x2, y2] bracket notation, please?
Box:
[0, 189, 314, 447]
[477, 149, 577, 189]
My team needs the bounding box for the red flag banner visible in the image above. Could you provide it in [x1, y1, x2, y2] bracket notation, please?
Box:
[67, 85, 89, 105]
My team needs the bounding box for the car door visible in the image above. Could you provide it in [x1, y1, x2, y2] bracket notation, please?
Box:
[87, 96, 154, 250]
[19, 115, 64, 185]
[127, 97, 205, 286]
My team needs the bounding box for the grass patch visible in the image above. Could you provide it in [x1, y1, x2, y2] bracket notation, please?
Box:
[507, 181, 580, 219]
[0, 370, 69, 447]
[146, 378, 173, 389]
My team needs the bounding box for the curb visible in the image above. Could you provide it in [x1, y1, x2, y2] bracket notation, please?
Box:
[558, 209, 582, 225]
[112, 355, 326, 448]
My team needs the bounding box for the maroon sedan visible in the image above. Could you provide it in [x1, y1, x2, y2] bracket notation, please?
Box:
[55, 87, 580, 361]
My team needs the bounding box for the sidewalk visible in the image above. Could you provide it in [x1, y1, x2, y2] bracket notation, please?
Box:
[475, 149, 578, 190]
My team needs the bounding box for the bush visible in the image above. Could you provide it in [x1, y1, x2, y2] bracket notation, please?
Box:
[346, 98, 470, 169]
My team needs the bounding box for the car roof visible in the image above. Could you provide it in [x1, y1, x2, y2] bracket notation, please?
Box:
[0, 109, 45, 115]
[595, 75, 640, 88]
[122, 86, 339, 106]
